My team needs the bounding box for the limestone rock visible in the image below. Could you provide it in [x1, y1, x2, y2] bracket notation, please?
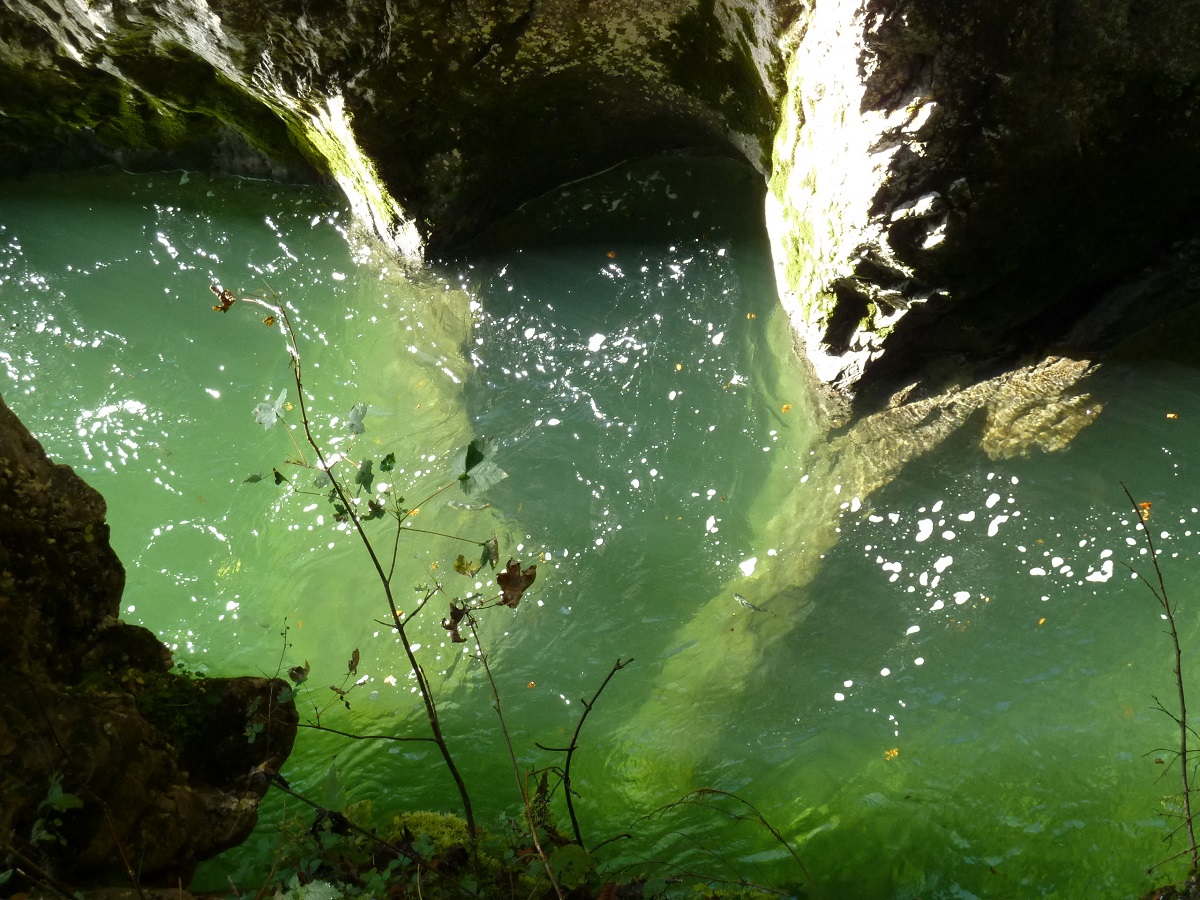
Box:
[0, 0, 783, 260]
[767, 0, 1200, 401]
[0, 392, 297, 887]
[4, 0, 1200, 400]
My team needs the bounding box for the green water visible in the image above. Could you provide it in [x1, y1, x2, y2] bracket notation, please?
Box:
[3, 162, 1199, 898]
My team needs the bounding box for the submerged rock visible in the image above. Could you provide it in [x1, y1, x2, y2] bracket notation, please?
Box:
[0, 392, 297, 887]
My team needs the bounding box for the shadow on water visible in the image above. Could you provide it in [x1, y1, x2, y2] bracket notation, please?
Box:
[6, 164, 1198, 896]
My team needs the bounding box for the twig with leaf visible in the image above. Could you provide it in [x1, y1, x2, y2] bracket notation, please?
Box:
[209, 281, 517, 840]
[1121, 481, 1199, 872]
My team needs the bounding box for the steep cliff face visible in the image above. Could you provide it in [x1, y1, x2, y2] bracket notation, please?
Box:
[3, 0, 1199, 399]
[0, 392, 297, 887]
[0, 0, 783, 260]
[767, 0, 1200, 404]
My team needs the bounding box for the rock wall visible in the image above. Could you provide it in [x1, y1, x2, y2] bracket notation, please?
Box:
[3, 0, 1200, 397]
[767, 0, 1200, 405]
[0, 392, 296, 887]
[0, 0, 783, 261]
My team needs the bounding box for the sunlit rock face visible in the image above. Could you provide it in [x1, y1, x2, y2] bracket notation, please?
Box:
[768, 0, 1200, 404]
[0, 393, 297, 886]
[4, 0, 1200, 398]
[0, 0, 783, 260]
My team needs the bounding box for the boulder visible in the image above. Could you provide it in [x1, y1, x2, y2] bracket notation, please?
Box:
[0, 392, 297, 887]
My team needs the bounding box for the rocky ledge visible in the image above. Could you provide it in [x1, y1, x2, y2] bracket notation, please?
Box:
[0, 392, 296, 888]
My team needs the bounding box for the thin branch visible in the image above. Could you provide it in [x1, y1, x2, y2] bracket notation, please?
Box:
[1122, 481, 1198, 870]
[294, 721, 438, 743]
[227, 284, 476, 838]
[467, 617, 565, 900]
[637, 788, 816, 893]
[534, 657, 632, 848]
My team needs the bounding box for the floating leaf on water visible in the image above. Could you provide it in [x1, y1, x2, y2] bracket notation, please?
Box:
[884, 747, 899, 761]
[497, 559, 537, 608]
[288, 660, 310, 684]
[347, 403, 367, 435]
[380, 451, 396, 472]
[272, 468, 286, 486]
[262, 315, 276, 327]
[781, 403, 792, 413]
[453, 554, 478, 576]
[1167, 412, 1180, 419]
[348, 648, 360, 676]
[253, 389, 287, 430]
[209, 283, 236, 312]
[1138, 501, 1152, 522]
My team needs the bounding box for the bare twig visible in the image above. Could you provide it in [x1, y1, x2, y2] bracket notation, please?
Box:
[535, 657, 633, 848]
[1122, 481, 1198, 870]
[467, 617, 565, 900]
[637, 788, 816, 893]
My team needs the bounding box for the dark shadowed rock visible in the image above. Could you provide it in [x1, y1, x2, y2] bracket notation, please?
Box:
[0, 392, 297, 887]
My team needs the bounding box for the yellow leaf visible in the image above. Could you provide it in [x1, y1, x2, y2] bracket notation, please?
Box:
[884, 748, 899, 761]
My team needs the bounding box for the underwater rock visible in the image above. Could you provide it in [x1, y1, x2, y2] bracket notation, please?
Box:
[0, 392, 297, 887]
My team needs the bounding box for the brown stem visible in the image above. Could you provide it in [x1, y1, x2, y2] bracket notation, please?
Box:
[535, 658, 632, 848]
[1121, 481, 1197, 870]
[468, 617, 565, 900]
[271, 302, 475, 838]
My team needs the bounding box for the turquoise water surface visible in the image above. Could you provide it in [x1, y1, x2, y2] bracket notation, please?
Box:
[3, 161, 1200, 898]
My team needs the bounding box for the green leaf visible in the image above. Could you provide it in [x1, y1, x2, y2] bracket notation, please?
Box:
[481, 534, 499, 570]
[549, 844, 595, 890]
[464, 436, 490, 473]
[253, 389, 287, 430]
[320, 763, 347, 812]
[355, 459, 374, 492]
[380, 452, 396, 472]
[642, 877, 668, 898]
[347, 404, 367, 435]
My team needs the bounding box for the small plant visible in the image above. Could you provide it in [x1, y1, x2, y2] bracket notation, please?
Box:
[1123, 482, 1199, 879]
[204, 281, 804, 900]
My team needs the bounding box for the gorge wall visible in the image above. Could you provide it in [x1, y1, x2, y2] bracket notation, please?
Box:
[4, 0, 1199, 404]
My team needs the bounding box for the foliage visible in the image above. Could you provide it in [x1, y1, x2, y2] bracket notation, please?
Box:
[176, 282, 810, 900]
[0, 276, 815, 900]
